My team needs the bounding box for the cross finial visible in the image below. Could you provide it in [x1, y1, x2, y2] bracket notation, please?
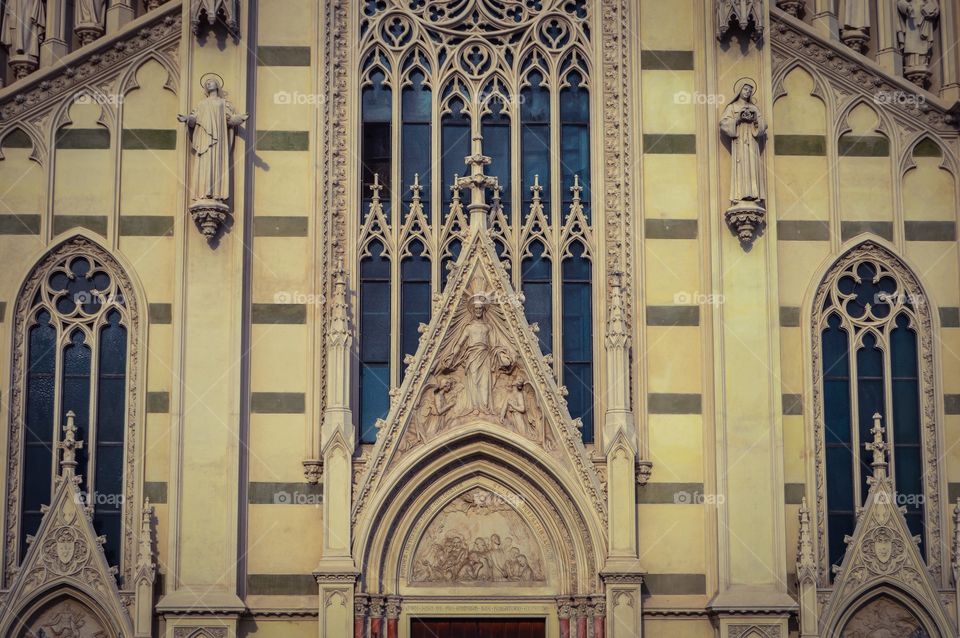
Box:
[530, 174, 543, 203]
[865, 412, 888, 477]
[570, 174, 583, 203]
[455, 135, 499, 231]
[369, 173, 384, 203]
[450, 174, 461, 203]
[410, 173, 422, 204]
[60, 410, 83, 476]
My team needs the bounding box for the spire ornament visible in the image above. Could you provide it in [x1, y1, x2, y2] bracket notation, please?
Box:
[60, 411, 83, 477]
[865, 412, 889, 479]
[455, 136, 500, 231]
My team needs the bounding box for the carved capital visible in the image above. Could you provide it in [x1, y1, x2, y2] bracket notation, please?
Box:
[302, 459, 323, 485]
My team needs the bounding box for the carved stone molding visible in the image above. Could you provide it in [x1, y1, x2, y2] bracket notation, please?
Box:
[717, 0, 765, 44]
[0, 5, 181, 122]
[770, 14, 958, 131]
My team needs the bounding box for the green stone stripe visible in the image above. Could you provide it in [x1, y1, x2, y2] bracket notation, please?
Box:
[252, 303, 307, 324]
[646, 305, 699, 326]
[774, 134, 826, 156]
[940, 308, 960, 328]
[636, 482, 704, 504]
[248, 481, 322, 504]
[256, 45, 312, 66]
[144, 481, 167, 504]
[2, 129, 32, 148]
[0, 214, 41, 234]
[119, 215, 174, 236]
[782, 394, 803, 416]
[780, 306, 800, 328]
[0, 301, 6, 322]
[841, 220, 892, 242]
[640, 50, 694, 71]
[913, 138, 942, 157]
[247, 574, 317, 596]
[56, 128, 110, 149]
[253, 216, 309, 237]
[777, 220, 830, 241]
[147, 391, 169, 413]
[645, 219, 698, 239]
[648, 393, 701, 415]
[945, 395, 960, 415]
[149, 303, 172, 324]
[785, 483, 805, 504]
[904, 221, 956, 241]
[643, 134, 696, 155]
[53, 215, 107, 236]
[251, 392, 305, 414]
[121, 129, 177, 150]
[643, 574, 706, 595]
[838, 135, 889, 157]
[256, 130, 309, 151]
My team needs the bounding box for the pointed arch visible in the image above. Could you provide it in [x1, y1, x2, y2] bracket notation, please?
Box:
[4, 233, 148, 587]
[117, 51, 180, 97]
[0, 124, 46, 165]
[803, 238, 944, 586]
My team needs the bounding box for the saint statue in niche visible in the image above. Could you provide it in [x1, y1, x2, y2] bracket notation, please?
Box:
[178, 74, 247, 240]
[74, 0, 106, 44]
[719, 77, 767, 245]
[897, 0, 940, 87]
[0, 0, 45, 77]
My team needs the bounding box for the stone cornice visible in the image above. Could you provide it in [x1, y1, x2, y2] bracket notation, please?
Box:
[770, 8, 960, 132]
[0, 2, 182, 121]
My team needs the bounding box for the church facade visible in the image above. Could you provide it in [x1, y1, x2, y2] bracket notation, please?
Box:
[0, 0, 959, 636]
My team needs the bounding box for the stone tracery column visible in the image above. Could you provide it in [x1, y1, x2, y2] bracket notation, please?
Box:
[591, 595, 606, 638]
[574, 597, 589, 637]
[368, 596, 385, 638]
[557, 597, 574, 638]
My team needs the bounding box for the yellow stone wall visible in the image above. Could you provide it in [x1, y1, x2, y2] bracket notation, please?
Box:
[0, 0, 958, 636]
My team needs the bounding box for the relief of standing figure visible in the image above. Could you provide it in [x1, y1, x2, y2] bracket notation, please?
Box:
[0, 0, 45, 78]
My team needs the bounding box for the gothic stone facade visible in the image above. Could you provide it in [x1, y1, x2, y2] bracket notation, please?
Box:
[1, 1, 960, 637]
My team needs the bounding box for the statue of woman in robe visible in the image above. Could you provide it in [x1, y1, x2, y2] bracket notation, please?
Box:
[0, 0, 45, 77]
[178, 75, 247, 237]
[719, 78, 767, 244]
[897, 0, 940, 86]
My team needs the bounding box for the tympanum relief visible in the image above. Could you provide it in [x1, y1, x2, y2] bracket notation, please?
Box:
[841, 596, 928, 638]
[400, 284, 556, 454]
[410, 488, 546, 585]
[21, 600, 111, 638]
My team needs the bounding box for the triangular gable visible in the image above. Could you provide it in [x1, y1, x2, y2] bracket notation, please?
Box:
[0, 415, 133, 638]
[821, 416, 955, 636]
[352, 184, 606, 526]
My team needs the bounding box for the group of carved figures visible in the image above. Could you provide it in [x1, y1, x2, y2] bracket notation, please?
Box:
[402, 293, 551, 450]
[412, 532, 542, 584]
[719, 1, 941, 88]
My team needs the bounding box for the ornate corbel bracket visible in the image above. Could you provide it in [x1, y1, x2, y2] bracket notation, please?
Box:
[717, 0, 765, 45]
[635, 459, 653, 487]
[303, 459, 323, 485]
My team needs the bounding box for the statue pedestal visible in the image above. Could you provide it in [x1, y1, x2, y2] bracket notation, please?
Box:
[724, 200, 766, 246]
[8, 54, 38, 80]
[904, 64, 932, 89]
[189, 199, 230, 239]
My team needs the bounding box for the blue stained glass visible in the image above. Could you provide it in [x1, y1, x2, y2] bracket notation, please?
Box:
[360, 241, 391, 441]
[26, 312, 56, 445]
[96, 311, 127, 443]
[441, 102, 470, 216]
[521, 242, 552, 355]
[482, 110, 511, 221]
[560, 72, 591, 221]
[822, 314, 851, 445]
[401, 242, 431, 376]
[441, 239, 462, 289]
[401, 72, 432, 215]
[520, 72, 549, 122]
[827, 512, 855, 570]
[362, 70, 391, 122]
[93, 510, 122, 567]
[401, 71, 431, 121]
[856, 333, 884, 503]
[562, 244, 593, 443]
[360, 365, 390, 443]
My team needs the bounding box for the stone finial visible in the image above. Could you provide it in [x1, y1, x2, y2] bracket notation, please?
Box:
[865, 412, 888, 477]
[797, 496, 817, 583]
[455, 135, 500, 231]
[60, 411, 84, 476]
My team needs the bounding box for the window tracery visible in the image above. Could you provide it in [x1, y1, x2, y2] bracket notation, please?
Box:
[356, 0, 597, 444]
[811, 241, 941, 581]
[6, 237, 142, 585]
